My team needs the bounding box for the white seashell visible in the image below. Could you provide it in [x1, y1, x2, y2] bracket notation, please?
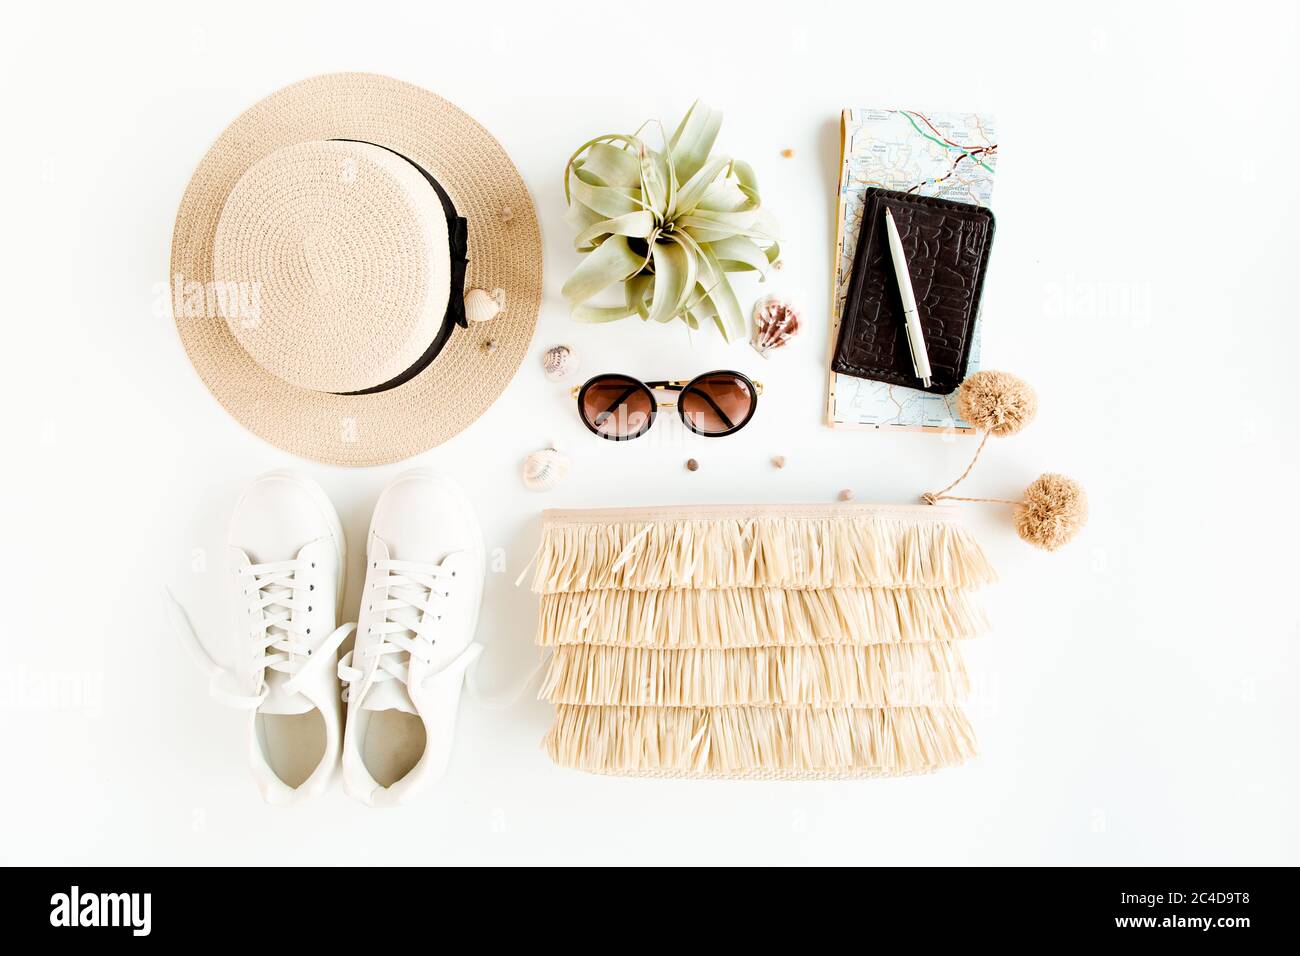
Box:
[465, 287, 506, 323]
[750, 295, 801, 358]
[522, 446, 570, 492]
[541, 345, 580, 381]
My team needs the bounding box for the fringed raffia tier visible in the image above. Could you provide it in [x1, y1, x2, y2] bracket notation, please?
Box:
[538, 586, 989, 648]
[542, 705, 979, 779]
[530, 503, 994, 779]
[531, 504, 996, 592]
[542, 643, 970, 707]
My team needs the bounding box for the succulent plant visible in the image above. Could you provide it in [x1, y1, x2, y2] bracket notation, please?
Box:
[560, 101, 780, 341]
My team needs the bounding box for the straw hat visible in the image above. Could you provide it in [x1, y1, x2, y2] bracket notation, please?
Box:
[170, 73, 542, 466]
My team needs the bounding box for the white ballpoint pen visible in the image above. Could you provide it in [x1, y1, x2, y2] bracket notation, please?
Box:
[884, 206, 933, 388]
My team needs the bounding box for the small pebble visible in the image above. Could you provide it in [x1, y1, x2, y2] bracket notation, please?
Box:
[772, 259, 784, 271]
[686, 458, 699, 472]
[838, 488, 854, 501]
[771, 455, 786, 469]
[780, 148, 796, 159]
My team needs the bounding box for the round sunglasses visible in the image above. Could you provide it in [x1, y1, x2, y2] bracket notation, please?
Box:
[572, 370, 763, 441]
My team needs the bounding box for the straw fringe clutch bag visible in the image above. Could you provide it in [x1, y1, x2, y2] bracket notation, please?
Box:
[528, 503, 996, 779]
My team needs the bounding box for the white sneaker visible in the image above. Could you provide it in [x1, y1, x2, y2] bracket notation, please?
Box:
[169, 470, 352, 806]
[338, 471, 485, 806]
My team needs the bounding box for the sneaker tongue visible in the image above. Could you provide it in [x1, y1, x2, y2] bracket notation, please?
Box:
[361, 680, 416, 715]
[258, 671, 314, 716]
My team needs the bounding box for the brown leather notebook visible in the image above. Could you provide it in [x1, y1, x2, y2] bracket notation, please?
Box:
[831, 188, 994, 395]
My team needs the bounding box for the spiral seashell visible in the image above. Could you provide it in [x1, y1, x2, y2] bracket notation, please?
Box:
[750, 295, 801, 357]
[465, 287, 506, 323]
[521, 446, 570, 492]
[541, 345, 580, 381]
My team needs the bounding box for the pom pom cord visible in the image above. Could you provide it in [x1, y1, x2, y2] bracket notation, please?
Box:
[921, 432, 1023, 506]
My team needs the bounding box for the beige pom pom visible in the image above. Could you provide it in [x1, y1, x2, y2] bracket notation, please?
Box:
[1015, 473, 1088, 551]
[957, 371, 1038, 437]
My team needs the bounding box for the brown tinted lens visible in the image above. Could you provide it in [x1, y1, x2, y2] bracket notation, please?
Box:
[581, 375, 653, 439]
[680, 374, 755, 435]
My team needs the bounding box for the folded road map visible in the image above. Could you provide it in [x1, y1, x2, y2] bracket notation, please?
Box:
[826, 108, 999, 433]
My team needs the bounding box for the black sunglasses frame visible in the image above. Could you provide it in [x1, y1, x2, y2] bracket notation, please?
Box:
[573, 370, 763, 442]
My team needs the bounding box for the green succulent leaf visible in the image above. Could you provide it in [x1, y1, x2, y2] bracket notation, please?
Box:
[704, 236, 771, 274]
[564, 134, 643, 202]
[648, 239, 695, 323]
[668, 100, 722, 182]
[695, 243, 746, 341]
[685, 283, 718, 322]
[681, 214, 772, 244]
[561, 235, 648, 305]
[577, 142, 644, 188]
[573, 304, 638, 323]
[626, 273, 653, 319]
[683, 204, 762, 230]
[573, 210, 658, 250]
[697, 178, 750, 212]
[672, 155, 731, 217]
[730, 159, 760, 194]
[569, 177, 644, 219]
[751, 207, 781, 239]
[564, 199, 606, 234]
[639, 148, 671, 222]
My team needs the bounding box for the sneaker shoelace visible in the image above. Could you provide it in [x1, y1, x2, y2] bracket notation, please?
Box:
[240, 559, 316, 684]
[164, 559, 353, 710]
[338, 559, 456, 706]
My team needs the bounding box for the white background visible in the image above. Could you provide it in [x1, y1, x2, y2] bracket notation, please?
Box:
[2, 0, 1297, 866]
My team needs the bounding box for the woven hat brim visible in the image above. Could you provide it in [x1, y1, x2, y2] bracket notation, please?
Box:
[170, 73, 542, 466]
